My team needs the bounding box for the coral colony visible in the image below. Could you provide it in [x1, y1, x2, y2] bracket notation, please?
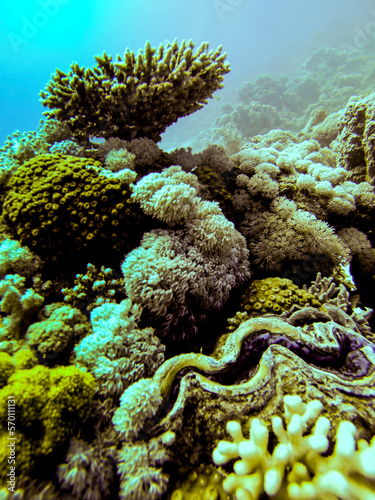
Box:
[0, 39, 374, 499]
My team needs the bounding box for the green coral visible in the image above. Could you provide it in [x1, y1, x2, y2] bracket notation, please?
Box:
[227, 278, 321, 331]
[40, 39, 230, 143]
[0, 364, 95, 482]
[0, 352, 15, 389]
[1, 153, 144, 262]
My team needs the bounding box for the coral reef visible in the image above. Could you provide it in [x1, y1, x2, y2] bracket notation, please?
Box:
[0, 40, 374, 500]
[168, 465, 229, 500]
[337, 92, 375, 185]
[0, 274, 44, 342]
[112, 313, 375, 498]
[25, 303, 91, 365]
[122, 166, 250, 339]
[227, 277, 321, 332]
[61, 262, 126, 313]
[57, 430, 118, 500]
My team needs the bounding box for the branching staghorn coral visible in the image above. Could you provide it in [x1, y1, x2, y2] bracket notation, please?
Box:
[40, 40, 230, 143]
[0, 119, 71, 183]
[212, 394, 375, 500]
[305, 272, 351, 312]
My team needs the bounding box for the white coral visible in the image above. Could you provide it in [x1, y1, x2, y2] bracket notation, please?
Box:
[213, 395, 375, 500]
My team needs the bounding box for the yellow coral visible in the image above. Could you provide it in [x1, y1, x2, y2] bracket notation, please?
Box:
[227, 278, 321, 331]
[0, 352, 15, 388]
[2, 153, 143, 262]
[0, 364, 95, 483]
[168, 465, 231, 500]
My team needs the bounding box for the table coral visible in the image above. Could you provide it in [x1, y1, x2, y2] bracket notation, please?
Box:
[40, 40, 230, 143]
[1, 153, 144, 264]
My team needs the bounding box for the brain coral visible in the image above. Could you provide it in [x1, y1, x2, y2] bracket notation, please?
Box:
[1, 153, 144, 265]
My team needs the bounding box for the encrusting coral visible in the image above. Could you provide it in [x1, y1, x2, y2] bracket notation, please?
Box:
[227, 277, 321, 332]
[167, 464, 230, 500]
[40, 40, 230, 143]
[212, 394, 375, 500]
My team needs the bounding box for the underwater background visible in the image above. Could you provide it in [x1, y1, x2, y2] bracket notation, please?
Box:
[0, 0, 375, 498]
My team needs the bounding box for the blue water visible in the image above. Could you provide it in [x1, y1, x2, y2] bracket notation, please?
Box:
[1, 0, 373, 147]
